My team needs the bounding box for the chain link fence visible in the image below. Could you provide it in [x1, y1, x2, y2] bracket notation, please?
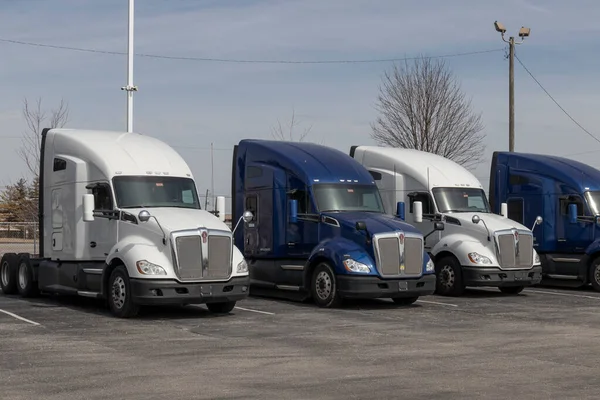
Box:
[0, 222, 39, 257]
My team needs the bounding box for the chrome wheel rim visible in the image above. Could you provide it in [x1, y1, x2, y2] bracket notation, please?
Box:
[112, 276, 126, 309]
[18, 263, 27, 290]
[439, 265, 455, 288]
[315, 271, 332, 300]
[1, 262, 9, 287]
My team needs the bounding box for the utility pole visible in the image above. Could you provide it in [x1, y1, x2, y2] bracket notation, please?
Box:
[494, 21, 531, 152]
[121, 0, 137, 133]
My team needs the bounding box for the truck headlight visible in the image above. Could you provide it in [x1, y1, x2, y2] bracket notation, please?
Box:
[468, 252, 493, 265]
[534, 250, 540, 264]
[425, 258, 435, 273]
[237, 259, 248, 273]
[343, 258, 371, 273]
[136, 260, 167, 275]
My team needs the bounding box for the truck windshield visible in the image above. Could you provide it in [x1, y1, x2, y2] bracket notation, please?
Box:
[313, 184, 385, 213]
[113, 176, 201, 209]
[585, 191, 600, 215]
[432, 187, 490, 213]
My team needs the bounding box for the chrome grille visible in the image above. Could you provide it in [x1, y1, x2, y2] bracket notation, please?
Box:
[404, 237, 424, 275]
[173, 231, 232, 281]
[496, 231, 533, 269]
[206, 235, 232, 279]
[175, 235, 203, 280]
[516, 234, 533, 268]
[378, 237, 401, 276]
[374, 233, 423, 277]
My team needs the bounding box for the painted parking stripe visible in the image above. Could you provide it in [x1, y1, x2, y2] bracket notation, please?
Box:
[416, 299, 459, 307]
[0, 308, 41, 326]
[234, 306, 276, 315]
[526, 289, 600, 301]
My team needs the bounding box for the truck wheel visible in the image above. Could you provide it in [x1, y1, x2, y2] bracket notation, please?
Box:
[589, 258, 600, 292]
[434, 256, 465, 296]
[0, 253, 19, 295]
[108, 266, 139, 318]
[17, 255, 38, 298]
[206, 301, 236, 314]
[392, 296, 418, 306]
[311, 262, 343, 308]
[499, 286, 524, 295]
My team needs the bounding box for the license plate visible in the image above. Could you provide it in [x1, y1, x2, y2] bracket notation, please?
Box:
[514, 272, 527, 281]
[200, 285, 213, 296]
[398, 281, 408, 291]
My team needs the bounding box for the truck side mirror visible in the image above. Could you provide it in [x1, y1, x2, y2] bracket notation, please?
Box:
[138, 210, 151, 222]
[433, 222, 444, 231]
[500, 202, 508, 217]
[472, 215, 480, 224]
[82, 194, 95, 222]
[396, 201, 405, 221]
[413, 201, 423, 223]
[531, 215, 543, 231]
[568, 203, 578, 224]
[356, 221, 367, 231]
[243, 210, 254, 223]
[289, 199, 298, 223]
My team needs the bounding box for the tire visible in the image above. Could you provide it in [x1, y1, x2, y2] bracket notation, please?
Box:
[589, 258, 600, 292]
[311, 262, 343, 308]
[206, 301, 236, 314]
[499, 286, 524, 295]
[16, 255, 39, 298]
[434, 256, 465, 296]
[392, 296, 418, 306]
[0, 253, 19, 295]
[107, 265, 139, 318]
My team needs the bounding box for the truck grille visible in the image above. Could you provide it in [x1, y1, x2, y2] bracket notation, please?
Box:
[497, 232, 533, 269]
[375, 234, 423, 277]
[174, 232, 232, 280]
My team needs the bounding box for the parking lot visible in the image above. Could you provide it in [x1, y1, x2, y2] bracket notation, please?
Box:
[1, 286, 600, 400]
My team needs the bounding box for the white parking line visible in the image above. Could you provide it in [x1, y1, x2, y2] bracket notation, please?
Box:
[526, 289, 600, 301]
[0, 308, 41, 326]
[416, 299, 459, 307]
[234, 306, 275, 315]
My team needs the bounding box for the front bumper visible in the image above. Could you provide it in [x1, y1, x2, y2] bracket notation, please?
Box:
[129, 276, 250, 305]
[337, 273, 436, 299]
[462, 265, 542, 287]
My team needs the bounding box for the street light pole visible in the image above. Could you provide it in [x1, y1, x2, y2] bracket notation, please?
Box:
[494, 21, 530, 152]
[122, 0, 137, 133]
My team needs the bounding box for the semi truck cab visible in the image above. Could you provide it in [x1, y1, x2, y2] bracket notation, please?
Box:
[0, 128, 251, 318]
[489, 151, 600, 291]
[350, 145, 543, 296]
[231, 139, 440, 307]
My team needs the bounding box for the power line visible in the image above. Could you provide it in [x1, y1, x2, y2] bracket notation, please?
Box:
[515, 53, 600, 145]
[0, 38, 504, 64]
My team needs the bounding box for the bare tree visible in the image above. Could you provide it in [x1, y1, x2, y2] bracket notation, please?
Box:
[271, 109, 313, 142]
[370, 57, 485, 169]
[19, 97, 69, 179]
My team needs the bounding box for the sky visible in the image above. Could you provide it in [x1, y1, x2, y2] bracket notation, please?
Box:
[0, 0, 599, 213]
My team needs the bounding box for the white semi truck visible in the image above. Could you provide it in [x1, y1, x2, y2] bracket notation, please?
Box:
[349, 146, 543, 296]
[0, 128, 252, 318]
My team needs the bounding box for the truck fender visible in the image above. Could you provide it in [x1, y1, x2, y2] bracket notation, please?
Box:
[428, 234, 490, 268]
[302, 237, 377, 290]
[582, 240, 600, 281]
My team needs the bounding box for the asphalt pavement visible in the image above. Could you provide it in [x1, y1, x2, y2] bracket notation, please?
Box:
[1, 285, 600, 399]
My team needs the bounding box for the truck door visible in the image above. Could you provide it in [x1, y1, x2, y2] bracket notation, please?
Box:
[87, 182, 118, 260]
[556, 195, 591, 265]
[408, 192, 438, 250]
[286, 175, 319, 256]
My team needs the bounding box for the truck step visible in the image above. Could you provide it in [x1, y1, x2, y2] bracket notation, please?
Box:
[77, 291, 101, 298]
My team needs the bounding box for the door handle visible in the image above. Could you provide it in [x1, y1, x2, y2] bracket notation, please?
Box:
[52, 238, 56, 247]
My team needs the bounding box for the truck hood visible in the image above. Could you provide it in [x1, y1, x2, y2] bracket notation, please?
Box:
[322, 211, 422, 236]
[124, 207, 231, 233]
[446, 212, 531, 234]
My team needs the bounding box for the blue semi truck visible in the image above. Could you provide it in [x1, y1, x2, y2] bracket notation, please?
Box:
[489, 151, 600, 291]
[231, 139, 442, 307]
